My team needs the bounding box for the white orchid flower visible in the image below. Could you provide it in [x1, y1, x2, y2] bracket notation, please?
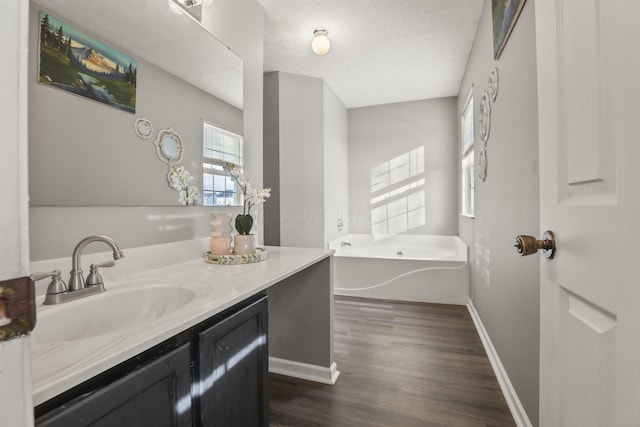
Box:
[230, 167, 244, 179]
[178, 190, 187, 205]
[257, 188, 271, 201]
[169, 169, 184, 190]
[170, 165, 199, 205]
[169, 179, 182, 191]
[227, 167, 270, 215]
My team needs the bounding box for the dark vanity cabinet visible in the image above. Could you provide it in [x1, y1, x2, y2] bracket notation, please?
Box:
[35, 294, 268, 427]
[35, 344, 192, 427]
[195, 295, 269, 427]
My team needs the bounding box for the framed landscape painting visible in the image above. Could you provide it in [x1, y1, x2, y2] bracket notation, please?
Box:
[38, 12, 137, 113]
[492, 0, 527, 59]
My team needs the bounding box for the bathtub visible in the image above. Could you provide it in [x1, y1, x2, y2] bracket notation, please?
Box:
[328, 234, 469, 305]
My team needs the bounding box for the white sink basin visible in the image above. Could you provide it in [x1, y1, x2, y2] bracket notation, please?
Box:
[32, 284, 202, 344]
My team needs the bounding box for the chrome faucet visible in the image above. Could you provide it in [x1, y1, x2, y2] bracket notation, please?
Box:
[69, 235, 124, 291]
[31, 235, 124, 305]
[340, 242, 352, 247]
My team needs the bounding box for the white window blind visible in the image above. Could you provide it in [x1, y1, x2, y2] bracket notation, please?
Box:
[461, 90, 475, 217]
[202, 123, 243, 207]
[203, 123, 242, 166]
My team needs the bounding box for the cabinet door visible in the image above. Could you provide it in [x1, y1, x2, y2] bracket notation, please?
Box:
[36, 344, 192, 427]
[195, 296, 268, 427]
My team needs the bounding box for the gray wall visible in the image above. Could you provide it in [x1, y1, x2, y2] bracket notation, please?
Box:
[267, 257, 333, 366]
[458, 0, 540, 424]
[263, 72, 348, 248]
[323, 82, 349, 243]
[348, 98, 459, 235]
[30, 0, 265, 261]
[263, 72, 280, 246]
[278, 72, 325, 248]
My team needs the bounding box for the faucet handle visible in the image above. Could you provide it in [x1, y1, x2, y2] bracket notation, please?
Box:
[92, 261, 116, 269]
[86, 261, 115, 286]
[30, 270, 68, 295]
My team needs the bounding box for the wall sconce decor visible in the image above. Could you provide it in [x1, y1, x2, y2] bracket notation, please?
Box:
[479, 90, 491, 147]
[478, 68, 499, 182]
[488, 67, 499, 101]
[154, 128, 184, 165]
[311, 29, 331, 56]
[133, 117, 153, 140]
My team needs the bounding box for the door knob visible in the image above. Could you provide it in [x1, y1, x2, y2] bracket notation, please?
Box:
[514, 230, 556, 259]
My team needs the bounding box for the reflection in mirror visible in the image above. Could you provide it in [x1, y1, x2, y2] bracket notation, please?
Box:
[29, 0, 243, 207]
[31, 0, 243, 109]
[171, 0, 204, 23]
[202, 123, 244, 207]
[133, 117, 153, 140]
[155, 129, 184, 165]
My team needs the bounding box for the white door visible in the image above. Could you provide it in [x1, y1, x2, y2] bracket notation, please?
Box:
[0, 0, 33, 425]
[535, 0, 640, 425]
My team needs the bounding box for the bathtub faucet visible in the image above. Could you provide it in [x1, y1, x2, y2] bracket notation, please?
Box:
[340, 242, 352, 247]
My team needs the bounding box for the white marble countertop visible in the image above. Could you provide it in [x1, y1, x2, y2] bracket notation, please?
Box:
[30, 243, 333, 406]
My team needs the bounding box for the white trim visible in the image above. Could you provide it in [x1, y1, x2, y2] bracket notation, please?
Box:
[269, 357, 340, 385]
[201, 119, 243, 139]
[466, 299, 532, 427]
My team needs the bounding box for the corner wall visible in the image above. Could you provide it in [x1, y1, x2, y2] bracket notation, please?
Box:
[263, 72, 348, 248]
[458, 0, 540, 424]
[263, 72, 280, 246]
[275, 72, 325, 248]
[323, 82, 349, 243]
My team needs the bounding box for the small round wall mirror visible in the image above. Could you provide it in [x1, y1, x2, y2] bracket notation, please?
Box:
[154, 128, 184, 165]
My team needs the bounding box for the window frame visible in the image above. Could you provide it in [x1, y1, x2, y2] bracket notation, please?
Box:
[460, 88, 475, 218]
[202, 122, 244, 207]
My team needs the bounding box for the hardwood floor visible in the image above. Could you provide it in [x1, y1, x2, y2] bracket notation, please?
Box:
[269, 296, 516, 426]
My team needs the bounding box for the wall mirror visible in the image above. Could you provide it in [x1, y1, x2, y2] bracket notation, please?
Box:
[28, 0, 243, 207]
[155, 129, 184, 165]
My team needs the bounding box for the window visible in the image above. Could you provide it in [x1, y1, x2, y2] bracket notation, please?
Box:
[202, 123, 243, 207]
[460, 89, 475, 217]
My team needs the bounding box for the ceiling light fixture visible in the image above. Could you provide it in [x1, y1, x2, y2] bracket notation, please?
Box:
[311, 29, 331, 56]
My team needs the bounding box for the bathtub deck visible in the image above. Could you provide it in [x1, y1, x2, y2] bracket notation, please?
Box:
[269, 296, 515, 426]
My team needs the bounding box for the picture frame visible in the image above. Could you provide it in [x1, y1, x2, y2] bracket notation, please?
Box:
[492, 0, 527, 59]
[37, 11, 137, 113]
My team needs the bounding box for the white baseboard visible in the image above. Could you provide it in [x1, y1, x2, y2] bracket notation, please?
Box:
[466, 299, 532, 427]
[269, 357, 340, 385]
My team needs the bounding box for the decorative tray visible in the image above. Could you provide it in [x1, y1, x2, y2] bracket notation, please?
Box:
[204, 248, 267, 265]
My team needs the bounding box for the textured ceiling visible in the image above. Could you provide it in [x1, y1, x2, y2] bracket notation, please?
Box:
[262, 0, 484, 108]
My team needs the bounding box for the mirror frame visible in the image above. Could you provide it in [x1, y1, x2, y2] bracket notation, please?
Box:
[154, 128, 184, 165]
